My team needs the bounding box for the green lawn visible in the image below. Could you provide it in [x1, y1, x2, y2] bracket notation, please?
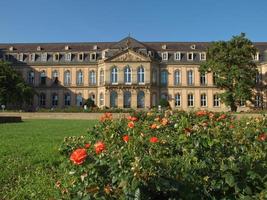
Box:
[0, 119, 96, 200]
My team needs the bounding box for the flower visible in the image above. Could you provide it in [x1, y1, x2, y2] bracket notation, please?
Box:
[84, 143, 91, 149]
[161, 118, 168, 125]
[100, 113, 112, 122]
[94, 141, 106, 154]
[258, 133, 267, 141]
[217, 114, 227, 121]
[150, 137, 159, 143]
[70, 148, 87, 165]
[128, 121, 135, 129]
[151, 123, 158, 129]
[196, 110, 208, 116]
[123, 135, 129, 143]
[127, 116, 138, 122]
[229, 125, 235, 129]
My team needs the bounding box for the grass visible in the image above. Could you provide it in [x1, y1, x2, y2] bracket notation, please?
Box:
[0, 119, 96, 200]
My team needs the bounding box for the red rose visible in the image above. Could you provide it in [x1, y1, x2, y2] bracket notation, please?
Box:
[258, 133, 267, 142]
[94, 141, 106, 154]
[196, 110, 208, 116]
[84, 143, 91, 149]
[123, 135, 129, 143]
[150, 137, 159, 143]
[128, 121, 135, 129]
[229, 125, 234, 129]
[131, 116, 138, 122]
[70, 148, 87, 165]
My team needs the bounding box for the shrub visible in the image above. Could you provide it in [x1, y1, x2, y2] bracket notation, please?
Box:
[159, 98, 170, 108]
[58, 111, 267, 199]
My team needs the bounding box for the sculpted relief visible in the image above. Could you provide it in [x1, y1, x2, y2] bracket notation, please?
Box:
[111, 51, 147, 62]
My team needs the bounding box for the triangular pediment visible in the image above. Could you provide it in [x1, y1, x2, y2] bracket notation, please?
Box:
[105, 49, 151, 62]
[111, 36, 148, 50]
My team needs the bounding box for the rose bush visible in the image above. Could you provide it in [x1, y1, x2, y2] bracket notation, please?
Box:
[58, 111, 267, 199]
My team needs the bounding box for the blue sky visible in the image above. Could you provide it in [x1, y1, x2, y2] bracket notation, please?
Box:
[0, 0, 266, 43]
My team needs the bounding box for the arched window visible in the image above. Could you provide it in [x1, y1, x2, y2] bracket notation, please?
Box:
[64, 70, 71, 86]
[52, 93, 58, 106]
[39, 93, 46, 106]
[152, 93, 157, 107]
[89, 71, 96, 85]
[77, 70, 83, 85]
[40, 70, 46, 85]
[100, 69, 104, 85]
[161, 70, 168, 85]
[123, 91, 131, 108]
[76, 93, 83, 106]
[99, 93, 104, 106]
[174, 70, 181, 85]
[64, 93, 71, 106]
[188, 93, 194, 107]
[187, 70, 194, 85]
[175, 93, 181, 107]
[152, 69, 157, 84]
[52, 70, 59, 85]
[28, 71, 35, 84]
[137, 66, 145, 84]
[200, 93, 207, 107]
[137, 91, 145, 108]
[89, 93, 95, 104]
[213, 94, 220, 107]
[110, 91, 118, 108]
[200, 72, 206, 85]
[111, 67, 118, 84]
[161, 93, 168, 100]
[124, 66, 131, 84]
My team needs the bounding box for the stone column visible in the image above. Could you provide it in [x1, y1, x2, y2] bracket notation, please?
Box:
[145, 89, 151, 109]
[105, 90, 110, 108]
[131, 89, 137, 109]
[117, 89, 123, 108]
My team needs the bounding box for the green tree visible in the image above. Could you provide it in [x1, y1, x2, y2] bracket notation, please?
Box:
[200, 33, 258, 112]
[0, 61, 35, 109]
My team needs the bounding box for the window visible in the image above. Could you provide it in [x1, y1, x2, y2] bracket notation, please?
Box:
[200, 93, 207, 107]
[152, 69, 157, 84]
[89, 71, 96, 85]
[253, 52, 259, 61]
[39, 93, 46, 106]
[64, 93, 71, 106]
[41, 53, 47, 62]
[17, 53, 24, 61]
[161, 93, 168, 100]
[152, 93, 157, 107]
[78, 53, 84, 61]
[65, 53, 72, 62]
[110, 91, 118, 108]
[28, 71, 34, 84]
[200, 72, 206, 85]
[255, 71, 261, 84]
[187, 52, 194, 61]
[188, 94, 194, 107]
[240, 99, 245, 107]
[40, 71, 46, 85]
[162, 52, 168, 61]
[175, 93, 181, 107]
[124, 66, 131, 84]
[99, 93, 104, 106]
[161, 70, 168, 85]
[174, 52, 181, 61]
[213, 94, 220, 107]
[174, 70, 181, 85]
[29, 53, 35, 62]
[52, 70, 59, 85]
[64, 70, 71, 86]
[137, 66, 145, 84]
[187, 70, 194, 85]
[52, 93, 58, 106]
[90, 53, 96, 61]
[111, 67, 118, 84]
[76, 93, 83, 106]
[137, 91, 145, 108]
[77, 70, 83, 85]
[100, 69, 104, 85]
[200, 52, 206, 61]
[89, 93, 95, 104]
[255, 95, 262, 108]
[53, 53, 60, 62]
[123, 91, 131, 108]
[213, 72, 217, 85]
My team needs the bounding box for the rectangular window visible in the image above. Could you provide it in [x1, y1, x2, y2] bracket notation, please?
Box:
[162, 52, 168, 61]
[174, 52, 181, 61]
[65, 53, 72, 62]
[41, 53, 47, 62]
[53, 53, 60, 62]
[29, 53, 35, 62]
[90, 53, 96, 61]
[187, 94, 194, 107]
[255, 71, 261, 84]
[213, 94, 220, 107]
[187, 52, 194, 61]
[175, 94, 181, 107]
[200, 52, 206, 61]
[78, 53, 84, 61]
[255, 95, 262, 108]
[200, 94, 207, 107]
[187, 70, 194, 85]
[18, 53, 24, 61]
[253, 52, 259, 61]
[200, 72, 206, 85]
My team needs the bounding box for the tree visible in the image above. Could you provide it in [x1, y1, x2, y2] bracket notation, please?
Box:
[0, 61, 35, 109]
[200, 33, 258, 112]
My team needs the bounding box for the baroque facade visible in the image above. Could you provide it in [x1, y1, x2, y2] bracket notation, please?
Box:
[0, 37, 266, 111]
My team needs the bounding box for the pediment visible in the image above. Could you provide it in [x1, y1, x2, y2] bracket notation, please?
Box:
[106, 49, 151, 62]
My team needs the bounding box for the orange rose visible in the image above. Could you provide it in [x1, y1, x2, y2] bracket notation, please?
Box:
[70, 148, 87, 165]
[151, 123, 157, 129]
[84, 143, 91, 149]
[161, 118, 168, 125]
[123, 135, 129, 143]
[150, 137, 159, 143]
[94, 141, 105, 154]
[196, 110, 208, 116]
[128, 121, 135, 129]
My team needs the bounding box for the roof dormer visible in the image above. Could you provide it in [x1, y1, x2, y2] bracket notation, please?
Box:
[65, 45, 70, 50]
[37, 46, 42, 51]
[190, 44, 196, 50]
[162, 44, 167, 50]
[9, 46, 14, 51]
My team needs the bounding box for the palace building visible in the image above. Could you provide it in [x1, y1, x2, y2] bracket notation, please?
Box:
[0, 37, 266, 111]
